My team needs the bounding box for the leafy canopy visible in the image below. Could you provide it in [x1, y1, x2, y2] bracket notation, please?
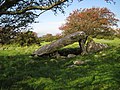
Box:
[0, 0, 116, 44]
[59, 7, 119, 37]
[0, 0, 115, 29]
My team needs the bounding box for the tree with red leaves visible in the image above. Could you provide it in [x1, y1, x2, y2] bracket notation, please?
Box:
[59, 7, 119, 37]
[0, 1, 116, 44]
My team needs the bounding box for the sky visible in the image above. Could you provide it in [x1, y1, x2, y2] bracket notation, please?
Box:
[31, 0, 120, 36]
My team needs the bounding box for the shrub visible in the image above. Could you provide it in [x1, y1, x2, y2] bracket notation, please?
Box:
[13, 31, 41, 46]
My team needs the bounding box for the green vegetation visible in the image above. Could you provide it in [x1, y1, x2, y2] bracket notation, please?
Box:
[94, 38, 120, 46]
[0, 38, 120, 90]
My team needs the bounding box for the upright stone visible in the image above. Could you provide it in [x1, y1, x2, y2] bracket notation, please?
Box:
[86, 39, 108, 53]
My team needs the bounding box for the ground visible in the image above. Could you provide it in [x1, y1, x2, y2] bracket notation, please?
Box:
[0, 38, 120, 90]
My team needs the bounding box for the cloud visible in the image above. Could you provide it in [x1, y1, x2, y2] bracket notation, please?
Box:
[32, 21, 65, 36]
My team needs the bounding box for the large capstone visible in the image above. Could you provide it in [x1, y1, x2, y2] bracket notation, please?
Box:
[33, 31, 87, 56]
[33, 31, 109, 57]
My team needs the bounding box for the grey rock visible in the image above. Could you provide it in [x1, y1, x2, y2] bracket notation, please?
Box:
[67, 54, 76, 58]
[33, 31, 87, 56]
[67, 65, 77, 68]
[86, 40, 108, 53]
[60, 56, 66, 59]
[73, 60, 85, 65]
[50, 59, 56, 62]
[32, 31, 109, 58]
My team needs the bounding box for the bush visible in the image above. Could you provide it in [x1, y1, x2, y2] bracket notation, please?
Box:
[13, 31, 41, 46]
[96, 35, 115, 40]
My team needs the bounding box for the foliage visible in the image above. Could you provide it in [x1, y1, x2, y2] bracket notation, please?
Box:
[0, 30, 41, 46]
[0, 0, 114, 16]
[0, 27, 18, 44]
[0, 0, 115, 41]
[95, 28, 120, 39]
[41, 33, 55, 42]
[54, 33, 63, 40]
[13, 31, 41, 46]
[0, 0, 68, 44]
[114, 28, 120, 38]
[59, 7, 119, 37]
[0, 38, 120, 89]
[94, 38, 120, 46]
[40, 33, 63, 42]
[0, 0, 71, 16]
[0, 0, 79, 35]
[0, 0, 116, 45]
[96, 35, 116, 40]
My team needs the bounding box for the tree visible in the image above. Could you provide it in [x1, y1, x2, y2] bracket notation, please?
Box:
[0, 0, 116, 45]
[41, 33, 55, 42]
[114, 28, 120, 38]
[0, 0, 114, 16]
[0, 0, 73, 30]
[0, 26, 19, 44]
[0, 0, 72, 44]
[59, 7, 119, 37]
[0, 0, 115, 30]
[54, 33, 63, 40]
[13, 31, 41, 46]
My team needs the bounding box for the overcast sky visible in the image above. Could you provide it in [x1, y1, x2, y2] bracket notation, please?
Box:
[31, 0, 120, 36]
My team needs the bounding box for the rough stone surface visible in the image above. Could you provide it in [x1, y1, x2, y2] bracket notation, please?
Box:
[32, 31, 109, 57]
[73, 60, 85, 65]
[33, 31, 86, 56]
[86, 40, 108, 53]
[52, 52, 61, 58]
[67, 65, 77, 68]
[67, 54, 76, 58]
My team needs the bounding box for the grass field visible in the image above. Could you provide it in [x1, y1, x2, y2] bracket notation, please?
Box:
[0, 38, 120, 90]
